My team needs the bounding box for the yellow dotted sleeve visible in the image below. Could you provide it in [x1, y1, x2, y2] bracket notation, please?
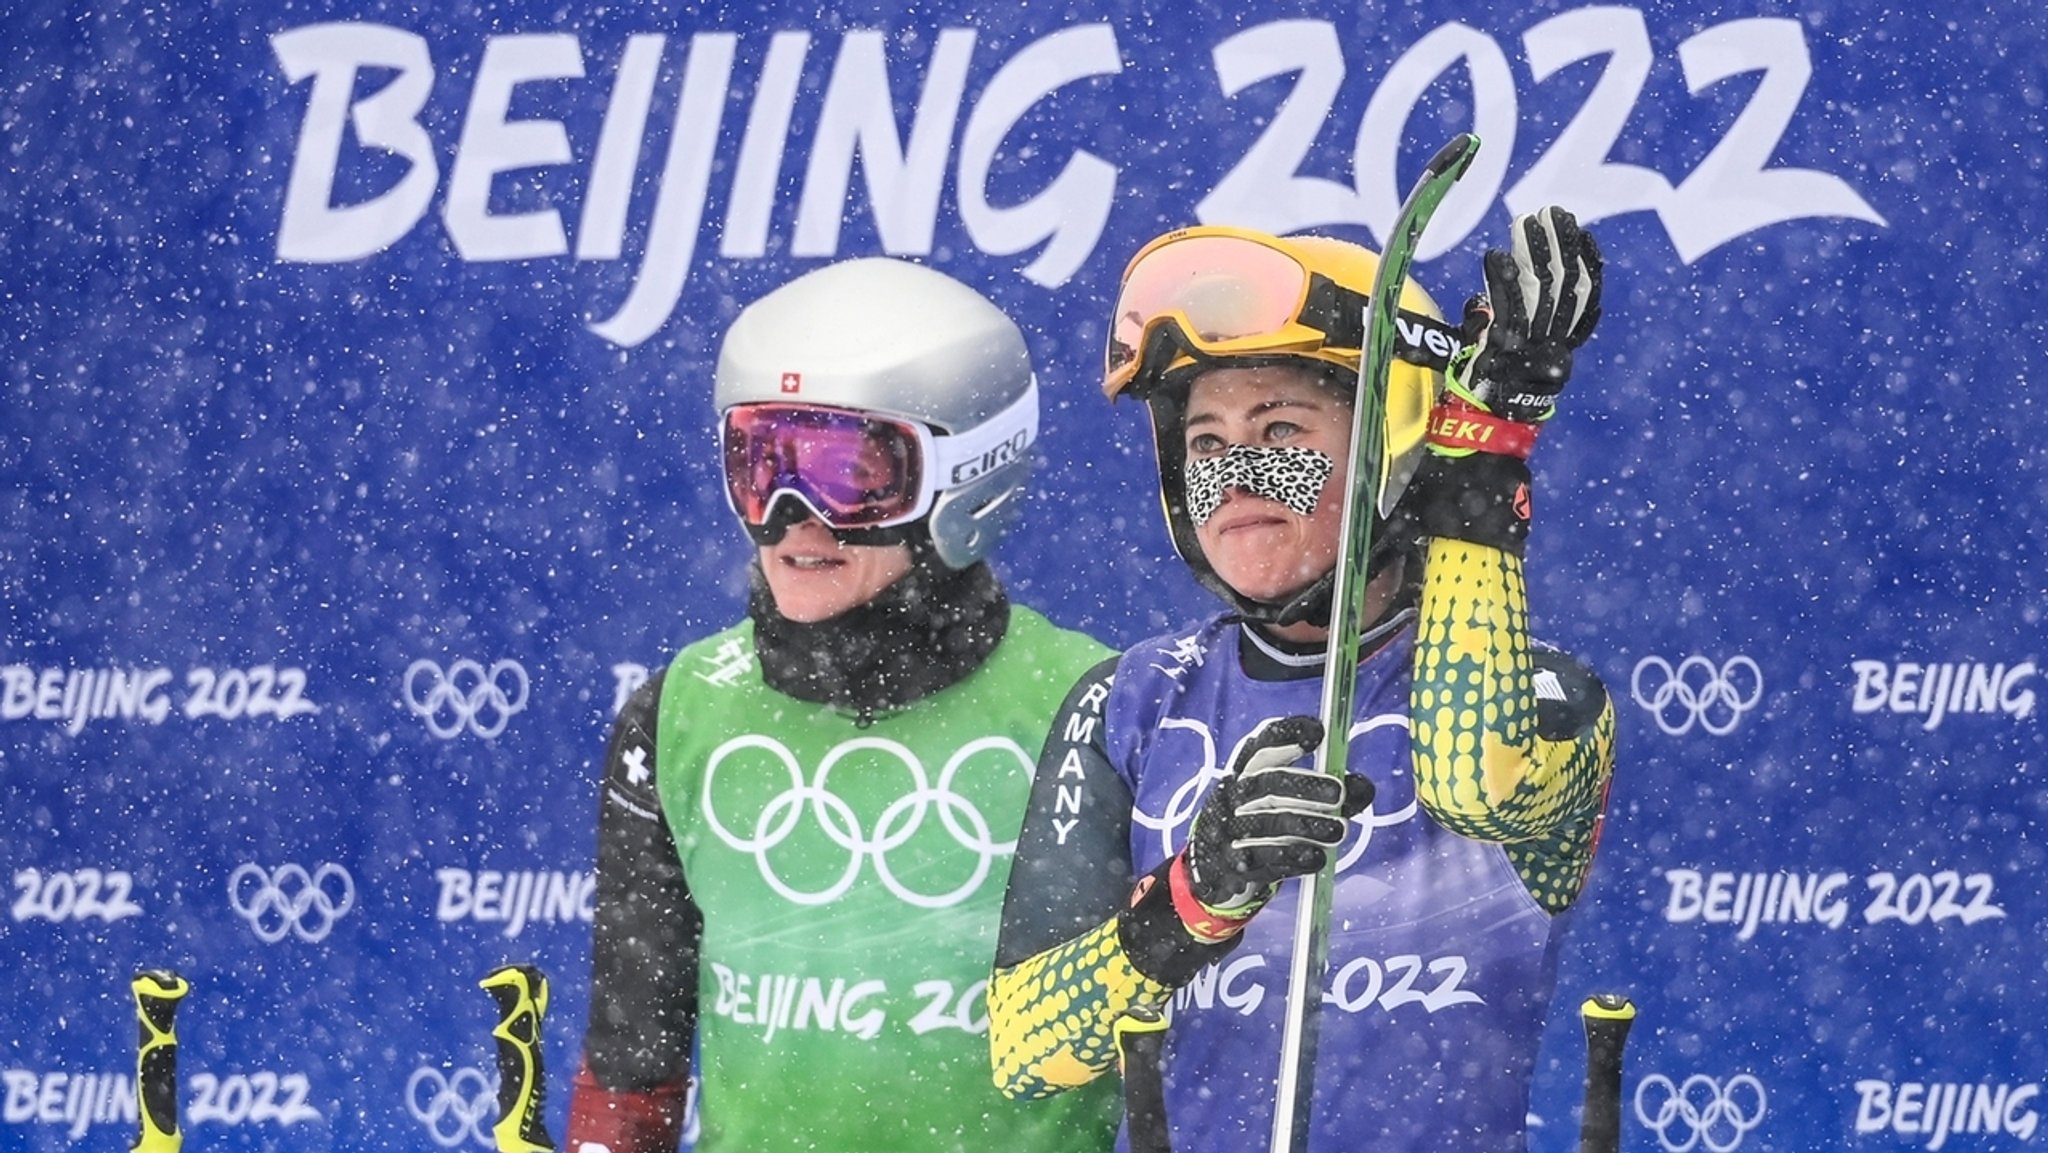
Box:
[1411, 537, 1617, 912]
[988, 918, 1173, 1100]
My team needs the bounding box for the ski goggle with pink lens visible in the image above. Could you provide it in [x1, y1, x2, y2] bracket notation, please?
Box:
[1105, 229, 1348, 399]
[721, 388, 1038, 531]
[1103, 226, 1465, 399]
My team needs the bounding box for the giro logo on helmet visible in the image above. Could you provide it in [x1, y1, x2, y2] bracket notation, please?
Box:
[948, 429, 1031, 486]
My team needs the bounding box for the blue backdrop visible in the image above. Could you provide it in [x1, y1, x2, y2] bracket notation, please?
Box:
[3, 1, 2042, 1150]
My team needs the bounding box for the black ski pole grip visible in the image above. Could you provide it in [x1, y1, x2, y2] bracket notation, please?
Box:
[131, 969, 189, 1153]
[1423, 132, 1482, 181]
[1579, 993, 1637, 1153]
[480, 963, 557, 1153]
[1115, 1006, 1172, 1153]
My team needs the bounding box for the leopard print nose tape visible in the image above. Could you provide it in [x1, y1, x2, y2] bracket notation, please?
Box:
[1184, 444, 1335, 526]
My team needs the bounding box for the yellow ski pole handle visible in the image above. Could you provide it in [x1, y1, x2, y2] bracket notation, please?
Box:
[131, 969, 189, 1153]
[480, 963, 556, 1153]
[1579, 993, 1638, 1153]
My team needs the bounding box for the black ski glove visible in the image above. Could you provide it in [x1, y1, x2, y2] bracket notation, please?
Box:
[1182, 716, 1372, 920]
[1447, 205, 1603, 423]
[1405, 206, 1605, 555]
[1117, 716, 1372, 987]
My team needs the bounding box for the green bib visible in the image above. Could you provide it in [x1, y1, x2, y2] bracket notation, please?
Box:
[658, 606, 1116, 1153]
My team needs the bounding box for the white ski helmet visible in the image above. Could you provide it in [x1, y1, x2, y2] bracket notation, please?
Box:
[713, 257, 1039, 570]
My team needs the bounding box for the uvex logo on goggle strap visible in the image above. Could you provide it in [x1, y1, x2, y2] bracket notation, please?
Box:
[1395, 313, 1463, 366]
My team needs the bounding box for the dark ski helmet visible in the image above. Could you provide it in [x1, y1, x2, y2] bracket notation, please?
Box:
[715, 258, 1038, 570]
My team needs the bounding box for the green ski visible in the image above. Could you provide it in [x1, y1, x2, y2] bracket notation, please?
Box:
[1269, 132, 1483, 1153]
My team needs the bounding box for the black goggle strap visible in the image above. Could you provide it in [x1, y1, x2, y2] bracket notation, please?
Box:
[1125, 280, 1462, 404]
[1126, 322, 1195, 401]
[1303, 275, 1465, 372]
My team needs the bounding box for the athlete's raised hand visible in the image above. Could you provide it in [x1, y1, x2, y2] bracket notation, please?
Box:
[1448, 206, 1604, 425]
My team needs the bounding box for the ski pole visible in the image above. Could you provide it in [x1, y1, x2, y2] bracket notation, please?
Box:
[1115, 1007, 1172, 1153]
[480, 963, 557, 1153]
[1579, 993, 1636, 1153]
[131, 969, 189, 1153]
[1270, 132, 1482, 1153]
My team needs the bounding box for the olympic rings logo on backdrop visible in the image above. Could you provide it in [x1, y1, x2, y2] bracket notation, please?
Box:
[1132, 714, 1416, 872]
[1631, 656, 1764, 736]
[405, 1066, 497, 1149]
[700, 734, 1029, 909]
[228, 862, 355, 943]
[404, 659, 529, 739]
[1635, 1073, 1768, 1152]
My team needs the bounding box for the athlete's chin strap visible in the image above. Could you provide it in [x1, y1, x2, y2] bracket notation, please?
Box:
[1226, 540, 1418, 637]
[748, 539, 1009, 722]
[1268, 571, 1338, 629]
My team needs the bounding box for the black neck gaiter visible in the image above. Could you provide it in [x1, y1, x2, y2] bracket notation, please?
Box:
[748, 553, 1010, 717]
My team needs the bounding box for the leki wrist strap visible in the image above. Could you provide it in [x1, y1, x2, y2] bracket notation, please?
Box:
[1167, 854, 1256, 944]
[1427, 397, 1540, 459]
